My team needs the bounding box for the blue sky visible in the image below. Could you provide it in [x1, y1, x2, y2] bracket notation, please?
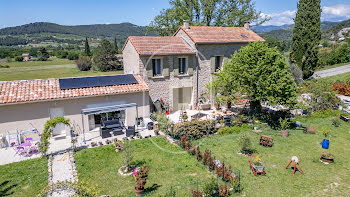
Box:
[0, 0, 350, 28]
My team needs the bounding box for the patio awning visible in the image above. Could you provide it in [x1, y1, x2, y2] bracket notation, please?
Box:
[81, 103, 137, 115]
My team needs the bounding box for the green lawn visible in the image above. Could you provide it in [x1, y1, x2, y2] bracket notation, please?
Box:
[0, 58, 123, 81]
[316, 62, 350, 71]
[319, 72, 350, 84]
[74, 137, 217, 196]
[193, 113, 350, 196]
[0, 158, 48, 197]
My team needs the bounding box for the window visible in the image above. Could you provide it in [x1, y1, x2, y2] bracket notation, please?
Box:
[179, 58, 187, 75]
[152, 59, 162, 77]
[215, 56, 223, 72]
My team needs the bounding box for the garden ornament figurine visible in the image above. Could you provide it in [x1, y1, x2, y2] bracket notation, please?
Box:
[286, 156, 304, 175]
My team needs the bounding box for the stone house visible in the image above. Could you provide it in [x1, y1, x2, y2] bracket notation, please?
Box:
[122, 21, 264, 111]
[0, 74, 150, 142]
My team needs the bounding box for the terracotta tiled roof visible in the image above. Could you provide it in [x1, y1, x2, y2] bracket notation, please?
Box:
[0, 75, 149, 104]
[124, 36, 195, 55]
[174, 26, 265, 44]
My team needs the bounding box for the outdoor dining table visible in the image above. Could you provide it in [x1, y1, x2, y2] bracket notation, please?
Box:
[20, 142, 32, 147]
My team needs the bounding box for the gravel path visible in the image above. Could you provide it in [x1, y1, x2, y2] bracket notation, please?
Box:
[313, 64, 350, 78]
[49, 152, 76, 197]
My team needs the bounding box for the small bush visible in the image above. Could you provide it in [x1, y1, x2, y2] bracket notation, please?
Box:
[75, 56, 92, 71]
[151, 112, 173, 134]
[332, 118, 341, 127]
[217, 126, 241, 135]
[15, 56, 23, 62]
[68, 52, 79, 60]
[172, 120, 216, 140]
[202, 178, 218, 197]
[333, 82, 350, 96]
[0, 65, 10, 68]
[237, 132, 254, 154]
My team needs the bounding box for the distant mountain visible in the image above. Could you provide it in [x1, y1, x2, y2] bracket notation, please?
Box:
[258, 21, 339, 41]
[251, 24, 291, 33]
[323, 19, 350, 40]
[0, 22, 151, 45]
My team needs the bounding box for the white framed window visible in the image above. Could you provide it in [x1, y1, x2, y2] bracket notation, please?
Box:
[152, 58, 162, 77]
[215, 56, 223, 72]
[179, 57, 187, 75]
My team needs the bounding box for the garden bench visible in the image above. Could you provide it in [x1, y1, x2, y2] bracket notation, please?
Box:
[259, 135, 273, 147]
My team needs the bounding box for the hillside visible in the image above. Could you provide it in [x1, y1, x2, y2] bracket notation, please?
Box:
[0, 22, 152, 46]
[260, 21, 339, 40]
[323, 19, 350, 40]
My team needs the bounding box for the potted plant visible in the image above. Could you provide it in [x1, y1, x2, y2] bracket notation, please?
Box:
[115, 141, 123, 152]
[251, 155, 265, 173]
[134, 166, 149, 196]
[321, 128, 330, 149]
[320, 152, 335, 163]
[279, 118, 290, 137]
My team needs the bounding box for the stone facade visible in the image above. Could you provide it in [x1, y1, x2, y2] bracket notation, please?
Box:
[123, 29, 252, 111]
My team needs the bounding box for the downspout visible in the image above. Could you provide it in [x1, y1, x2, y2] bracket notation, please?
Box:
[196, 44, 199, 110]
[81, 113, 86, 144]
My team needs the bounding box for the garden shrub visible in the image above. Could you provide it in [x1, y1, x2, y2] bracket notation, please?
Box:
[15, 56, 23, 62]
[151, 112, 173, 134]
[333, 82, 350, 96]
[67, 52, 79, 60]
[302, 79, 342, 112]
[75, 56, 92, 71]
[311, 109, 342, 118]
[237, 132, 254, 155]
[172, 120, 216, 140]
[217, 126, 242, 135]
[332, 118, 341, 127]
[202, 178, 218, 197]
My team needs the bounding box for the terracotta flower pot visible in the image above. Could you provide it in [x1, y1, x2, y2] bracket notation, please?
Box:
[135, 188, 144, 196]
[281, 130, 288, 137]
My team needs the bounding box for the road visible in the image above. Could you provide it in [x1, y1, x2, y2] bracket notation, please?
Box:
[312, 64, 350, 78]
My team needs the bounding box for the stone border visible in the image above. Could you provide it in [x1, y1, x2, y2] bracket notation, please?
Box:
[118, 166, 134, 176]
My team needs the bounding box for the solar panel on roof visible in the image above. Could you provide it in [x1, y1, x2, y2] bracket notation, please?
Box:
[59, 74, 138, 90]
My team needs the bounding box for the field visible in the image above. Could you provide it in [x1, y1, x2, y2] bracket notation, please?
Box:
[0, 158, 48, 197]
[0, 58, 123, 81]
[193, 112, 350, 196]
[74, 137, 217, 196]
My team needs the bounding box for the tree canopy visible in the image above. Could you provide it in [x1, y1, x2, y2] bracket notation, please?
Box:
[84, 37, 92, 56]
[92, 39, 120, 71]
[290, 0, 321, 79]
[148, 0, 269, 36]
[212, 42, 297, 111]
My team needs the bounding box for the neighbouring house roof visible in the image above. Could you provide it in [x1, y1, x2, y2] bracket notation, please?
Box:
[123, 36, 196, 56]
[0, 75, 149, 105]
[174, 26, 265, 44]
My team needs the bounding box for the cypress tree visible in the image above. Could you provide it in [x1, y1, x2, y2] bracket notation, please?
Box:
[84, 37, 91, 56]
[290, 0, 321, 79]
[114, 37, 119, 54]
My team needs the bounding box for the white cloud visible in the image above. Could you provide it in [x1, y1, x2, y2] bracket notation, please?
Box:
[261, 10, 296, 26]
[106, 22, 111, 25]
[322, 4, 350, 21]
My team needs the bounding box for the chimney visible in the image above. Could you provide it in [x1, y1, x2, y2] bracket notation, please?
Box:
[244, 21, 250, 30]
[183, 20, 190, 30]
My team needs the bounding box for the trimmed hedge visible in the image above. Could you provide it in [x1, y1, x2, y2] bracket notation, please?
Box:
[171, 120, 217, 140]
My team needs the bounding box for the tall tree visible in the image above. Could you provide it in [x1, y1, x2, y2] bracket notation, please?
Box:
[84, 37, 91, 56]
[148, 0, 269, 36]
[92, 39, 120, 71]
[290, 0, 321, 79]
[38, 46, 49, 61]
[114, 37, 119, 54]
[213, 42, 297, 112]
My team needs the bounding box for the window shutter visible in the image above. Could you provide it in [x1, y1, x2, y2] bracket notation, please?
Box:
[188, 55, 194, 76]
[173, 57, 179, 76]
[210, 56, 216, 73]
[162, 56, 169, 77]
[146, 59, 153, 78]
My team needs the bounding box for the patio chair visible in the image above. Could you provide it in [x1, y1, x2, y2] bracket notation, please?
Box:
[126, 126, 135, 137]
[25, 137, 33, 142]
[15, 146, 27, 156]
[29, 146, 38, 154]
